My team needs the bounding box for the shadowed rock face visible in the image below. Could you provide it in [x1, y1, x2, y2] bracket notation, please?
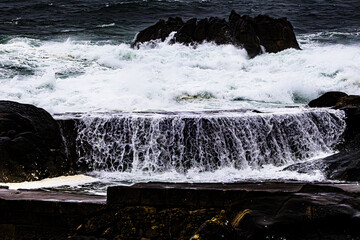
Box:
[132, 10, 301, 58]
[285, 150, 360, 181]
[308, 91, 349, 108]
[302, 92, 360, 182]
[308, 91, 360, 152]
[0, 101, 73, 182]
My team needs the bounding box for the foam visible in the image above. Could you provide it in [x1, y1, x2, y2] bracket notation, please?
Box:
[0, 175, 98, 190]
[0, 37, 359, 113]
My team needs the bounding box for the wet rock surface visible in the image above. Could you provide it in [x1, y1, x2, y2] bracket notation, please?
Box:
[308, 91, 349, 108]
[132, 10, 300, 58]
[1, 183, 360, 240]
[306, 92, 360, 181]
[71, 183, 360, 240]
[285, 150, 360, 181]
[0, 101, 74, 182]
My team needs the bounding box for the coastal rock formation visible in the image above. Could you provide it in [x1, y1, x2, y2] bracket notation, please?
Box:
[0, 101, 73, 182]
[68, 183, 360, 240]
[296, 92, 360, 181]
[132, 10, 301, 58]
[285, 150, 360, 181]
[308, 91, 349, 108]
[308, 91, 360, 151]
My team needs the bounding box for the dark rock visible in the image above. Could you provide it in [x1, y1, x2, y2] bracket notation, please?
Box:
[0, 101, 74, 182]
[229, 14, 261, 58]
[284, 150, 360, 181]
[335, 95, 360, 108]
[175, 18, 197, 43]
[190, 212, 237, 240]
[193, 18, 209, 42]
[254, 15, 301, 53]
[132, 10, 301, 57]
[308, 91, 348, 107]
[308, 92, 360, 151]
[73, 183, 360, 240]
[337, 107, 360, 151]
[131, 17, 183, 47]
[206, 17, 231, 45]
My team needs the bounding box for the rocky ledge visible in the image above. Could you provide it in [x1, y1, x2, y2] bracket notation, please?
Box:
[1, 183, 360, 240]
[0, 101, 74, 182]
[286, 91, 360, 181]
[132, 10, 301, 58]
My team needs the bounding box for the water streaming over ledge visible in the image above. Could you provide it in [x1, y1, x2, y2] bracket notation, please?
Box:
[73, 108, 346, 174]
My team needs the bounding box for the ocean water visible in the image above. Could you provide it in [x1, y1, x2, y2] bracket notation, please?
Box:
[0, 0, 359, 193]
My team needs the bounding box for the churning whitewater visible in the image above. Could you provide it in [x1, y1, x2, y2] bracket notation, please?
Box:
[1, 35, 360, 113]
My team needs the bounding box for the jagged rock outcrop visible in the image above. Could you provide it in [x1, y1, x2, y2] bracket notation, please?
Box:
[0, 101, 74, 182]
[132, 10, 301, 58]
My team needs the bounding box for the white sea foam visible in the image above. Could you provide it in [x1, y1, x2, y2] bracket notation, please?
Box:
[0, 175, 98, 190]
[0, 37, 359, 113]
[97, 23, 116, 28]
[0, 165, 326, 195]
[91, 164, 326, 184]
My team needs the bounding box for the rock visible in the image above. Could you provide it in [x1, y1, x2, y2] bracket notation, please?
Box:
[229, 13, 261, 58]
[308, 91, 348, 107]
[206, 17, 231, 45]
[308, 92, 360, 151]
[71, 183, 360, 240]
[131, 17, 183, 47]
[0, 101, 74, 182]
[253, 15, 300, 53]
[337, 107, 360, 151]
[284, 150, 360, 181]
[132, 10, 300, 58]
[176, 18, 197, 43]
[335, 95, 360, 108]
[190, 212, 237, 240]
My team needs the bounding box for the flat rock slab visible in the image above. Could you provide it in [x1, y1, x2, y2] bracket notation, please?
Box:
[107, 182, 360, 207]
[0, 189, 105, 239]
[0, 189, 106, 203]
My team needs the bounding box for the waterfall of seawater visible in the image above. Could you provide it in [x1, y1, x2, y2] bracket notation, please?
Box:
[74, 109, 346, 174]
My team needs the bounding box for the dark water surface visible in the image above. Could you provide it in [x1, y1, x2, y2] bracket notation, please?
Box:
[1, 0, 360, 43]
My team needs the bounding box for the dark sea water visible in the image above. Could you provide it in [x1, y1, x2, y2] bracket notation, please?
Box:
[1, 0, 360, 43]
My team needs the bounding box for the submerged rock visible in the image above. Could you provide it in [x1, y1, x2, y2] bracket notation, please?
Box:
[0, 101, 74, 182]
[132, 10, 300, 58]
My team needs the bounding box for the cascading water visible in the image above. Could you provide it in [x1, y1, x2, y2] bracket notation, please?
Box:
[75, 109, 346, 175]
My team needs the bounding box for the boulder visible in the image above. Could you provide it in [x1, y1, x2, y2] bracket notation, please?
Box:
[0, 101, 73, 182]
[132, 10, 301, 58]
[308, 91, 348, 107]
